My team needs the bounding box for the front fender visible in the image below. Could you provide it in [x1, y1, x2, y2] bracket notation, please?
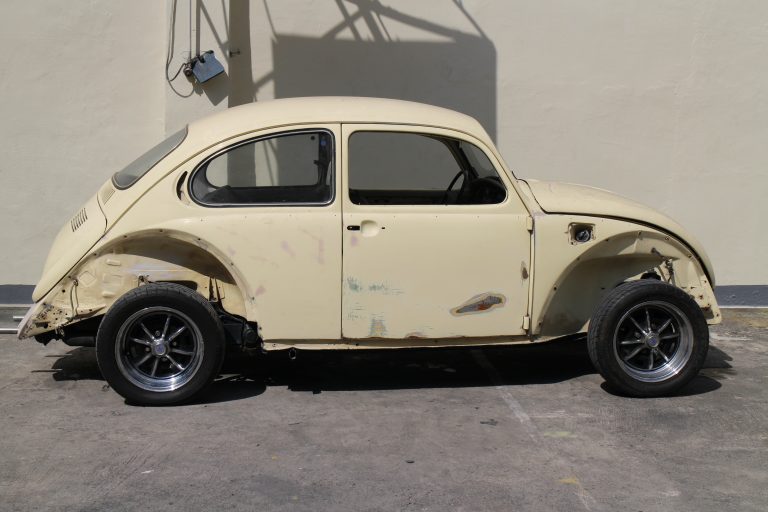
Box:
[531, 214, 720, 338]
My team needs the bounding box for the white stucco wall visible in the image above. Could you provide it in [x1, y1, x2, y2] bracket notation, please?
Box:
[0, 0, 165, 287]
[1, 0, 766, 291]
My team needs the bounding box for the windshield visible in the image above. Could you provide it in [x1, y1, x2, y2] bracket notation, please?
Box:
[112, 127, 187, 189]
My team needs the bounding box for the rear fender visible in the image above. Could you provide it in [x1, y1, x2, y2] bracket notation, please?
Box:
[19, 231, 251, 339]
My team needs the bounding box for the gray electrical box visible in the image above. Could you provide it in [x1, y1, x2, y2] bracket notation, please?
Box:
[190, 51, 224, 83]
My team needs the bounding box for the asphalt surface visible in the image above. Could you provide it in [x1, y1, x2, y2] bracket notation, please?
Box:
[0, 309, 766, 511]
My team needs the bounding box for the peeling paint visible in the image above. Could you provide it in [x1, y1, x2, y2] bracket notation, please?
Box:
[369, 316, 387, 337]
[451, 293, 506, 316]
[367, 282, 403, 295]
[346, 277, 362, 292]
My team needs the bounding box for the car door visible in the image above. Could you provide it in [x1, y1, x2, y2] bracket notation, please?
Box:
[341, 124, 531, 340]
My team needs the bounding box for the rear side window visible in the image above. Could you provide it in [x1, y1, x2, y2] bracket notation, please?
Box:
[190, 130, 334, 206]
[112, 127, 187, 189]
[348, 131, 506, 205]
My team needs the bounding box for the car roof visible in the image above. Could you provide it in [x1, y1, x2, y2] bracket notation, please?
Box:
[187, 96, 489, 142]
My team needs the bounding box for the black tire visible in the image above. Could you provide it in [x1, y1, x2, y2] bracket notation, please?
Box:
[96, 283, 225, 405]
[587, 280, 709, 397]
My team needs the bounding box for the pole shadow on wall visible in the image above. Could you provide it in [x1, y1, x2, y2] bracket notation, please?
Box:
[167, 0, 232, 104]
[226, 0, 497, 140]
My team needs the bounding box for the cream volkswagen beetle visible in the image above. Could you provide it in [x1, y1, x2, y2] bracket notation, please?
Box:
[19, 97, 720, 405]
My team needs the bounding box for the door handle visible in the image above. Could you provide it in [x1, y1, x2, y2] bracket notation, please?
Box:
[346, 225, 360, 231]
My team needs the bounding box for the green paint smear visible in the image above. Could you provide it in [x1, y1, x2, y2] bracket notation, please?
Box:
[346, 277, 362, 292]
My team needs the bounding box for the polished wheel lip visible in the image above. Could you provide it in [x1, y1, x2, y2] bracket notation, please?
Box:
[115, 306, 204, 393]
[612, 300, 693, 383]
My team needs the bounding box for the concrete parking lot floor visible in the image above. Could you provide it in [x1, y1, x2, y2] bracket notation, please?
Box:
[0, 309, 766, 511]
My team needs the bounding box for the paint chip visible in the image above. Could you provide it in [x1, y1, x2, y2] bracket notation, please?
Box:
[451, 293, 506, 316]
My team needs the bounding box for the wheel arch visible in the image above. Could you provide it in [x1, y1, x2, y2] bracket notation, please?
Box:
[532, 216, 720, 338]
[20, 229, 256, 339]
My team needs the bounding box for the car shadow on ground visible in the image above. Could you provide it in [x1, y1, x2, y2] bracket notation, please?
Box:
[44, 335, 730, 405]
[600, 344, 730, 398]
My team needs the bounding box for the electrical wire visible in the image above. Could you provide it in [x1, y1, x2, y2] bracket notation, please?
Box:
[166, 0, 194, 97]
[167, 62, 186, 82]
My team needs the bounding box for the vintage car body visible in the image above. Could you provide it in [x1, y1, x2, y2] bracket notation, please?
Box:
[18, 97, 720, 404]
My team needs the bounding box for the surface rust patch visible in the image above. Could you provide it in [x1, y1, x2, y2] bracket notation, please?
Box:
[451, 293, 506, 316]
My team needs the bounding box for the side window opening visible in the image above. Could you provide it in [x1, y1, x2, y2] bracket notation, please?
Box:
[191, 130, 334, 206]
[348, 132, 506, 206]
[113, 127, 188, 189]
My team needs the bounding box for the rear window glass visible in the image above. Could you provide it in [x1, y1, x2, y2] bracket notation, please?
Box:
[190, 130, 334, 206]
[112, 127, 187, 189]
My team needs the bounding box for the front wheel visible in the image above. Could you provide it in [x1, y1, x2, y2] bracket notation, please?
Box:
[96, 283, 225, 405]
[587, 280, 709, 397]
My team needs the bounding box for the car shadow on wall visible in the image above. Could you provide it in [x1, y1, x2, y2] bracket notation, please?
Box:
[174, 0, 498, 141]
[45, 337, 728, 405]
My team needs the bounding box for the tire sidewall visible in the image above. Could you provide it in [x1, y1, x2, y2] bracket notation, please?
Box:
[588, 281, 709, 397]
[96, 284, 225, 405]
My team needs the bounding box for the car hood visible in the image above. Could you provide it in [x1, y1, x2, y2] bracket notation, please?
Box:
[524, 179, 715, 284]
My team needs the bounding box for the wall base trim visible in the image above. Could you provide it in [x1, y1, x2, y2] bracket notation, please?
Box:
[0, 285, 34, 306]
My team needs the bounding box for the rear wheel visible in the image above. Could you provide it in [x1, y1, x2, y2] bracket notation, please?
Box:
[96, 283, 225, 405]
[587, 280, 709, 397]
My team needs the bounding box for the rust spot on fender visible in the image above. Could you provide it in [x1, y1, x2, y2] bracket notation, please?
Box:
[451, 293, 506, 316]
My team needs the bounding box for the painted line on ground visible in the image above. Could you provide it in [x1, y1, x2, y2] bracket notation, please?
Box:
[471, 349, 538, 441]
[471, 349, 597, 511]
[711, 333, 751, 342]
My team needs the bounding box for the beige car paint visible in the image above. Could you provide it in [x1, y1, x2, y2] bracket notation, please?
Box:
[18, 97, 721, 349]
[529, 214, 719, 339]
[340, 123, 532, 341]
[523, 179, 716, 284]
